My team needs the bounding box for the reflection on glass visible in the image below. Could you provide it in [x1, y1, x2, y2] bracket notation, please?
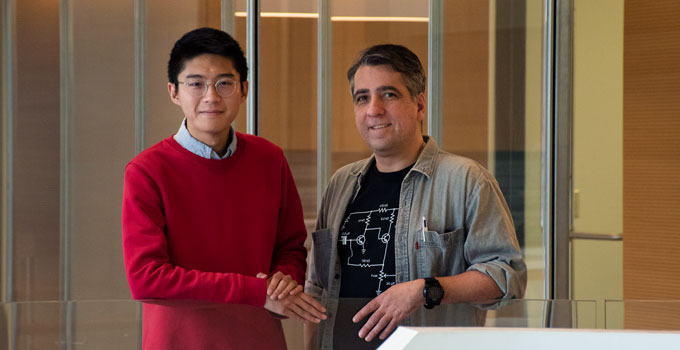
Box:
[1, 299, 597, 349]
[330, 0, 429, 172]
[10, 0, 61, 302]
[305, 298, 596, 348]
[69, 0, 137, 300]
[441, 0, 546, 300]
[145, 0, 223, 146]
[605, 300, 680, 331]
[234, 1, 319, 220]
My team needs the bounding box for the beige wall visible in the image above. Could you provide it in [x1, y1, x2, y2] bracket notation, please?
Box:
[571, 0, 624, 327]
[572, 0, 624, 236]
[523, 0, 547, 299]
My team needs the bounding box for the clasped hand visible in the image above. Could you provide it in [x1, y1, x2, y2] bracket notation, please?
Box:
[258, 272, 327, 324]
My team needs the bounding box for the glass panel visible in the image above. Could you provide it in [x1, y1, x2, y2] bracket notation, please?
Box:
[330, 0, 429, 171]
[254, 0, 319, 221]
[570, 0, 624, 329]
[605, 300, 680, 330]
[145, 0, 223, 147]
[303, 298, 596, 348]
[2, 300, 140, 349]
[0, 299, 597, 348]
[68, 0, 136, 299]
[572, 0, 680, 325]
[10, 0, 61, 301]
[232, 0, 249, 135]
[441, 0, 546, 299]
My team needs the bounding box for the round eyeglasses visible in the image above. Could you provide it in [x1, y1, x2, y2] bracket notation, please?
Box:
[177, 78, 239, 98]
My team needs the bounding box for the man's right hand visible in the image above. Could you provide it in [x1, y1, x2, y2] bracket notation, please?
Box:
[263, 286, 327, 323]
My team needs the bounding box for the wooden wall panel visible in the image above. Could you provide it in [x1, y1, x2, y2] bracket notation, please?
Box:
[623, 0, 680, 329]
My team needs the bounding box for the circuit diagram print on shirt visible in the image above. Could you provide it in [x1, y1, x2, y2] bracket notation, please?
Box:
[339, 203, 397, 295]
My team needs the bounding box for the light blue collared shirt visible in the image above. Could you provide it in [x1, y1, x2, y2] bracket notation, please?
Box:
[173, 119, 237, 159]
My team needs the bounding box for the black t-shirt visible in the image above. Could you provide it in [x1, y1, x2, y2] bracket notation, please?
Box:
[338, 161, 412, 298]
[333, 161, 412, 349]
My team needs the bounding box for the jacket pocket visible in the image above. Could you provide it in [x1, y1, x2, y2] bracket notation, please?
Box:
[311, 228, 333, 290]
[415, 228, 466, 278]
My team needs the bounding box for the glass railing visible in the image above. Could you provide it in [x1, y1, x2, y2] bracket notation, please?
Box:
[604, 300, 680, 330]
[1, 300, 141, 349]
[0, 298, 607, 349]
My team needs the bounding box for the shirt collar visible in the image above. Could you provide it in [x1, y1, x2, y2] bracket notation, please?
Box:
[351, 136, 437, 179]
[173, 118, 237, 159]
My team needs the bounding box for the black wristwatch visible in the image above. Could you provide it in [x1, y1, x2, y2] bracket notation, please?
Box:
[423, 277, 444, 309]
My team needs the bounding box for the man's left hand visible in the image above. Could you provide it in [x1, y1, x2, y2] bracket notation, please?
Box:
[352, 279, 425, 342]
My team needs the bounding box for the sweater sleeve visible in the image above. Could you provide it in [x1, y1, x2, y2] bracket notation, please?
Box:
[122, 162, 267, 306]
[268, 157, 308, 284]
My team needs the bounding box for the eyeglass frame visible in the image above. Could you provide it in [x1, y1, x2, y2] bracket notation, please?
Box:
[176, 78, 242, 98]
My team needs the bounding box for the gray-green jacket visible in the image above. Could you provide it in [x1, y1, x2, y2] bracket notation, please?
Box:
[305, 136, 527, 348]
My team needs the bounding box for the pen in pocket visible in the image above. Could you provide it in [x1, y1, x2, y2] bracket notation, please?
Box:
[421, 216, 428, 242]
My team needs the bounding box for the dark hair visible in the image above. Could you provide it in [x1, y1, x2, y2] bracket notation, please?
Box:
[168, 27, 248, 88]
[347, 44, 426, 98]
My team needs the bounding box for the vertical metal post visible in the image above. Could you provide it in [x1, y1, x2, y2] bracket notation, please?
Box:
[221, 0, 235, 36]
[133, 2, 146, 347]
[2, 0, 16, 305]
[542, 0, 573, 303]
[59, 0, 73, 304]
[134, 0, 146, 154]
[59, 0, 75, 348]
[246, 0, 259, 135]
[552, 0, 573, 302]
[317, 0, 332, 210]
[487, 0, 497, 173]
[541, 0, 555, 301]
[427, 0, 443, 142]
[9, 303, 17, 350]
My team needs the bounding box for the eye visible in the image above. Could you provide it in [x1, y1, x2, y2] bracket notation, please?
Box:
[216, 79, 236, 87]
[383, 91, 398, 99]
[354, 95, 368, 104]
[186, 81, 205, 89]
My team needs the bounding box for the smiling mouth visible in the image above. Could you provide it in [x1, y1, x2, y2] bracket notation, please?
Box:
[369, 123, 392, 130]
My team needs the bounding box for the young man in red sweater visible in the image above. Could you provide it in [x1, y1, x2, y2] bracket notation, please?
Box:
[122, 27, 325, 349]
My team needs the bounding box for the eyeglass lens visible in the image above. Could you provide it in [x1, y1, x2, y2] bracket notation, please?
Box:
[183, 79, 237, 97]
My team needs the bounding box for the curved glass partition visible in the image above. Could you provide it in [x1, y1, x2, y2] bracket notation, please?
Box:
[1, 299, 598, 349]
[604, 300, 680, 331]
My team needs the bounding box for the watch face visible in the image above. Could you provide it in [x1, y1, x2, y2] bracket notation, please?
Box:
[428, 285, 443, 300]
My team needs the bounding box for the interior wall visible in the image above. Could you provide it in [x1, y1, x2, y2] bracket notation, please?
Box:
[68, 0, 136, 299]
[442, 0, 489, 167]
[258, 18, 317, 151]
[571, 0, 624, 328]
[623, 0, 680, 329]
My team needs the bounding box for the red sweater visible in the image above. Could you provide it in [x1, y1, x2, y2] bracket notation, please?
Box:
[122, 134, 307, 348]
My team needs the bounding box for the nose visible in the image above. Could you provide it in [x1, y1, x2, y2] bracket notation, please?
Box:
[366, 95, 384, 117]
[202, 83, 221, 101]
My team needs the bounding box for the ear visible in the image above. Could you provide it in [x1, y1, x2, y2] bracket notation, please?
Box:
[239, 80, 249, 103]
[168, 82, 181, 106]
[416, 92, 426, 122]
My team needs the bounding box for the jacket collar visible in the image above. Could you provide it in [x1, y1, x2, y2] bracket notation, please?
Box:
[348, 135, 439, 180]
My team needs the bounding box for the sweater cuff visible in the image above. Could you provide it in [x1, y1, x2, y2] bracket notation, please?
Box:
[240, 276, 267, 307]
